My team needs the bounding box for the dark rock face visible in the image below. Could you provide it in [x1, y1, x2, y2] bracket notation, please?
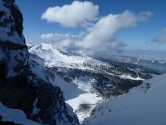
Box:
[0, 76, 36, 115]
[0, 1, 79, 124]
[2, 0, 23, 38]
[30, 78, 79, 124]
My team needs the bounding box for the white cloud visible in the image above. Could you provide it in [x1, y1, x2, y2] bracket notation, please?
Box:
[138, 11, 153, 17]
[40, 33, 76, 41]
[41, 1, 99, 27]
[75, 10, 152, 51]
[40, 33, 78, 47]
[26, 39, 34, 43]
[152, 28, 166, 44]
[108, 40, 127, 50]
[164, 28, 166, 32]
[152, 34, 166, 44]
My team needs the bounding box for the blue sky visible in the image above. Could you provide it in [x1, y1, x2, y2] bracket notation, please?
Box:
[15, 0, 166, 52]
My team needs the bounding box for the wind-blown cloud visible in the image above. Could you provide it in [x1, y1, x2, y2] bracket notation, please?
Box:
[164, 28, 166, 32]
[40, 33, 78, 47]
[75, 10, 152, 51]
[152, 34, 166, 44]
[41, 1, 99, 28]
[152, 28, 166, 44]
[40, 33, 76, 41]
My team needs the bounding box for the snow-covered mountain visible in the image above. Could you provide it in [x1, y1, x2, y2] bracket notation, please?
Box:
[27, 42, 159, 123]
[82, 73, 166, 125]
[1, 1, 165, 125]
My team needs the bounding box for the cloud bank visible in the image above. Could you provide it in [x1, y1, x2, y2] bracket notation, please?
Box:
[41, 1, 153, 53]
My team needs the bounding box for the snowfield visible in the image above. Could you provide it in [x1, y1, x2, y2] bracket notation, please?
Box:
[82, 73, 166, 125]
[66, 92, 102, 123]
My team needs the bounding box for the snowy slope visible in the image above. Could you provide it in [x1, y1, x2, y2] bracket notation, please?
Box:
[0, 103, 40, 125]
[28, 43, 155, 123]
[28, 43, 151, 83]
[29, 55, 102, 123]
[28, 43, 149, 98]
[82, 73, 166, 125]
[28, 43, 102, 69]
[28, 43, 149, 79]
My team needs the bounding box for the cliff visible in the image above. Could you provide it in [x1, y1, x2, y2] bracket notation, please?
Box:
[0, 0, 79, 124]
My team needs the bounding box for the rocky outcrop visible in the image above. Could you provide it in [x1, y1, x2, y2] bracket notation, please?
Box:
[0, 0, 79, 124]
